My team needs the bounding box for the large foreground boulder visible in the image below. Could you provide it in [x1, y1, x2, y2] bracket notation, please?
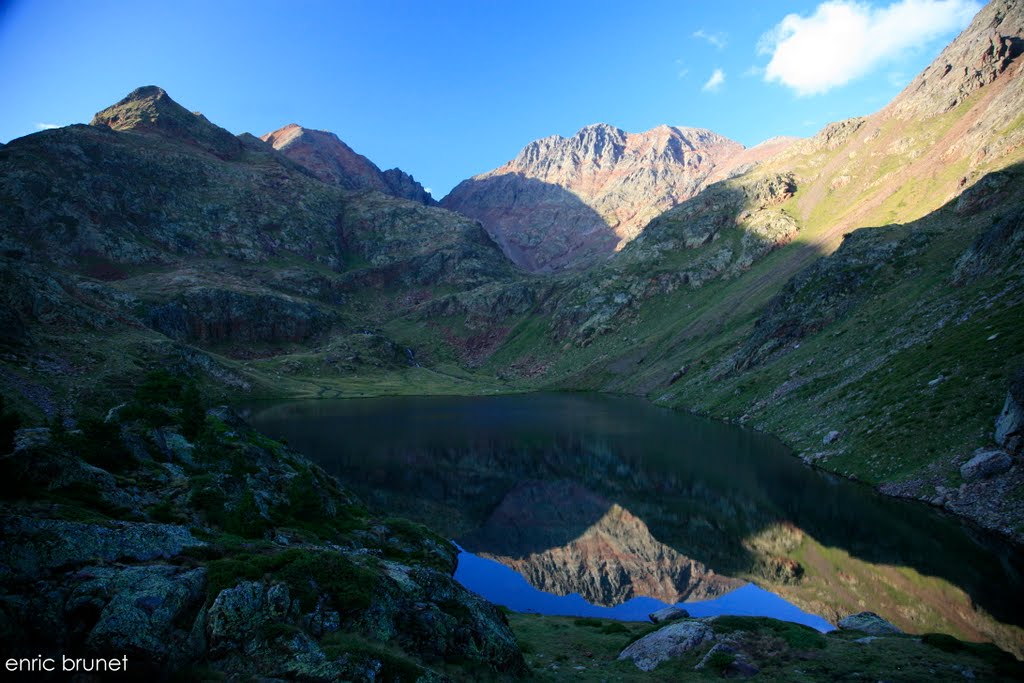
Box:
[618, 620, 714, 672]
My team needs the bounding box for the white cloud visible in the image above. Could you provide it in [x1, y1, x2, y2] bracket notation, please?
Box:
[760, 0, 980, 96]
[34, 122, 61, 131]
[693, 29, 727, 50]
[702, 68, 726, 92]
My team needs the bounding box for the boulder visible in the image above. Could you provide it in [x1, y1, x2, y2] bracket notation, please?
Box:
[995, 370, 1024, 454]
[0, 516, 205, 580]
[649, 606, 690, 624]
[960, 449, 1013, 482]
[823, 430, 841, 445]
[207, 581, 298, 655]
[837, 612, 902, 636]
[151, 428, 196, 465]
[68, 564, 207, 670]
[618, 620, 715, 672]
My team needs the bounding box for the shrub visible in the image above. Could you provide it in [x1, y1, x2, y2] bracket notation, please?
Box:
[73, 415, 132, 473]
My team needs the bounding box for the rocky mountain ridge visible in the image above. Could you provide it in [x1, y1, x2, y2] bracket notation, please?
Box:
[441, 123, 767, 272]
[261, 123, 435, 205]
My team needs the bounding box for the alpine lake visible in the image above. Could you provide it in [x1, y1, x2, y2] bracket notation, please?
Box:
[242, 393, 1024, 658]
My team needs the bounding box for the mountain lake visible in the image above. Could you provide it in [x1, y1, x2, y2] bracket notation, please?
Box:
[242, 393, 1024, 656]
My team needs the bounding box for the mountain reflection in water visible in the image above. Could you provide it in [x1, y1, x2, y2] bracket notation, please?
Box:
[244, 393, 1024, 657]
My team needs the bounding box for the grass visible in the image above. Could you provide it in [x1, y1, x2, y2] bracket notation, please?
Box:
[507, 614, 1024, 682]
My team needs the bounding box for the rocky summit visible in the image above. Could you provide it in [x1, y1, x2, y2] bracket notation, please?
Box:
[262, 123, 435, 205]
[441, 123, 765, 272]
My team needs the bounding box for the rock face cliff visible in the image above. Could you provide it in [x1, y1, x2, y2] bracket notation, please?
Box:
[442, 123, 756, 272]
[261, 123, 436, 205]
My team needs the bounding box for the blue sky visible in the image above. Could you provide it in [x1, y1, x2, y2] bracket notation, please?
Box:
[0, 0, 980, 197]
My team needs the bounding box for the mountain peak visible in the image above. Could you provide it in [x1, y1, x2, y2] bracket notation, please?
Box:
[443, 123, 746, 272]
[91, 86, 191, 132]
[887, 0, 1023, 118]
[260, 123, 320, 150]
[90, 85, 243, 160]
[260, 123, 435, 205]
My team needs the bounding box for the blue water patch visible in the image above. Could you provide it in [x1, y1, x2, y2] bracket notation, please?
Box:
[454, 548, 835, 633]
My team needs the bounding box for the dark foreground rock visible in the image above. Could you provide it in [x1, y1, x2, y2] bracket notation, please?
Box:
[0, 377, 525, 681]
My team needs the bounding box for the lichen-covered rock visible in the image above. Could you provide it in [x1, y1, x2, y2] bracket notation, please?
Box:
[365, 561, 526, 675]
[207, 580, 299, 655]
[0, 516, 204, 580]
[837, 611, 903, 636]
[151, 427, 195, 465]
[960, 449, 1014, 482]
[67, 564, 207, 669]
[618, 620, 715, 671]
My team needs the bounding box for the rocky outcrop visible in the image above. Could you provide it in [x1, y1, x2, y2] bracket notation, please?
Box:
[261, 123, 435, 205]
[69, 564, 208, 670]
[0, 396, 525, 680]
[0, 516, 205, 580]
[144, 287, 336, 346]
[837, 611, 903, 636]
[995, 369, 1024, 453]
[887, 0, 1024, 118]
[442, 123, 746, 272]
[960, 449, 1013, 481]
[382, 167, 436, 205]
[617, 620, 714, 671]
[952, 205, 1024, 284]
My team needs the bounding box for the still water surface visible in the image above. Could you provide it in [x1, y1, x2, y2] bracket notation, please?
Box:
[244, 393, 1024, 655]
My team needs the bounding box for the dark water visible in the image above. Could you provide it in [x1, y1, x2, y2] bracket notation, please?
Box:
[243, 393, 1024, 654]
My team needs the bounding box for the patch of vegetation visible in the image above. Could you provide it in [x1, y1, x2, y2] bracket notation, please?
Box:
[205, 548, 378, 613]
[377, 516, 454, 571]
[322, 631, 429, 681]
[704, 649, 736, 674]
[0, 394, 21, 454]
[71, 415, 133, 473]
[712, 615, 827, 650]
[223, 489, 269, 538]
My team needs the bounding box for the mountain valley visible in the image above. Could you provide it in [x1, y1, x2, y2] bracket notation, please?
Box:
[2, 0, 1024, 680]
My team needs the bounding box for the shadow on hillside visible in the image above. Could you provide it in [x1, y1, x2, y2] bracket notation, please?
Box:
[441, 174, 619, 273]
